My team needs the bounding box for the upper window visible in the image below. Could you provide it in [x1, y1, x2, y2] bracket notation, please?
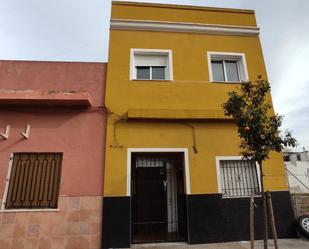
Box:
[3, 153, 62, 210]
[216, 157, 260, 198]
[284, 155, 290, 162]
[130, 49, 173, 81]
[208, 52, 248, 83]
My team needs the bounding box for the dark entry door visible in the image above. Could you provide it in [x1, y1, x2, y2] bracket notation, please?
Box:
[132, 155, 187, 243]
[133, 161, 167, 242]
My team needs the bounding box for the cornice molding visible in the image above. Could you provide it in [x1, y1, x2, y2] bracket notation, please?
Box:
[112, 1, 255, 14]
[110, 19, 260, 36]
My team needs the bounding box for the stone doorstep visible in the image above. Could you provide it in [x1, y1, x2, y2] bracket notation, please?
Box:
[131, 242, 187, 248]
[131, 241, 248, 249]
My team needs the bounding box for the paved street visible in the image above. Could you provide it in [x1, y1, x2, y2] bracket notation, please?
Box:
[131, 239, 309, 249]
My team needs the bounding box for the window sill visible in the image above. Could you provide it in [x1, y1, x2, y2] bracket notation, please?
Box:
[131, 79, 173, 82]
[0, 208, 60, 213]
[211, 80, 245, 84]
[221, 195, 261, 199]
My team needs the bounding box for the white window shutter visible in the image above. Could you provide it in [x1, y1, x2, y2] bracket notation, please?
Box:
[135, 54, 167, 66]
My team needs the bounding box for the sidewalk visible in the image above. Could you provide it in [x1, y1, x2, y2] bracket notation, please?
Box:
[131, 239, 309, 249]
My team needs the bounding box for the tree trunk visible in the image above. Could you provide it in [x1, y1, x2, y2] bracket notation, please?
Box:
[259, 161, 268, 249]
[266, 191, 279, 249]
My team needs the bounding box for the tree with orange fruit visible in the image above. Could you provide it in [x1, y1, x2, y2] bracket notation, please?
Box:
[223, 76, 297, 249]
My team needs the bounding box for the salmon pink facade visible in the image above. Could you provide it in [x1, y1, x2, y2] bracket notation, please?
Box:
[0, 60, 106, 249]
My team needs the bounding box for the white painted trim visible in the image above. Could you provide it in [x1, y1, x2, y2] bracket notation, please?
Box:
[1, 153, 13, 210]
[256, 161, 262, 192]
[130, 48, 173, 81]
[207, 51, 249, 83]
[215, 156, 261, 198]
[111, 19, 260, 36]
[130, 49, 134, 80]
[127, 149, 132, 196]
[168, 50, 174, 81]
[127, 148, 191, 196]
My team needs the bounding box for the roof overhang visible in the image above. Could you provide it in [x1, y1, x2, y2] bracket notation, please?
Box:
[127, 108, 232, 120]
[0, 90, 93, 107]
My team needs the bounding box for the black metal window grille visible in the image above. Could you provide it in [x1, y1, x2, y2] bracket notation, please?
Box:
[136, 157, 164, 168]
[5, 153, 62, 209]
[219, 160, 260, 198]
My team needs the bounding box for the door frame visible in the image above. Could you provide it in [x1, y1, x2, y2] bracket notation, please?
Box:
[128, 148, 191, 244]
[127, 148, 191, 196]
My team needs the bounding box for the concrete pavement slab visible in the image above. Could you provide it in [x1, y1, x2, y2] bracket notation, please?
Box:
[131, 239, 309, 249]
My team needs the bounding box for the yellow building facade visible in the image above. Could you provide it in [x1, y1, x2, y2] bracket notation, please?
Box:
[102, 2, 296, 248]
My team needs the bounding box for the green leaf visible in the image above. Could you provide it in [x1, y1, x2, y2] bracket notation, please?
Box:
[222, 77, 297, 162]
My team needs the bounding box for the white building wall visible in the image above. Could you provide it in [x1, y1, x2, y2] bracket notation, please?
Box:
[284, 151, 309, 193]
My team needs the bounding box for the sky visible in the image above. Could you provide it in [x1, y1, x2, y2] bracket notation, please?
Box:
[1, 0, 309, 150]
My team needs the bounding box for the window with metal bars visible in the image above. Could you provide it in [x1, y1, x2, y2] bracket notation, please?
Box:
[219, 159, 260, 198]
[4, 153, 62, 209]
